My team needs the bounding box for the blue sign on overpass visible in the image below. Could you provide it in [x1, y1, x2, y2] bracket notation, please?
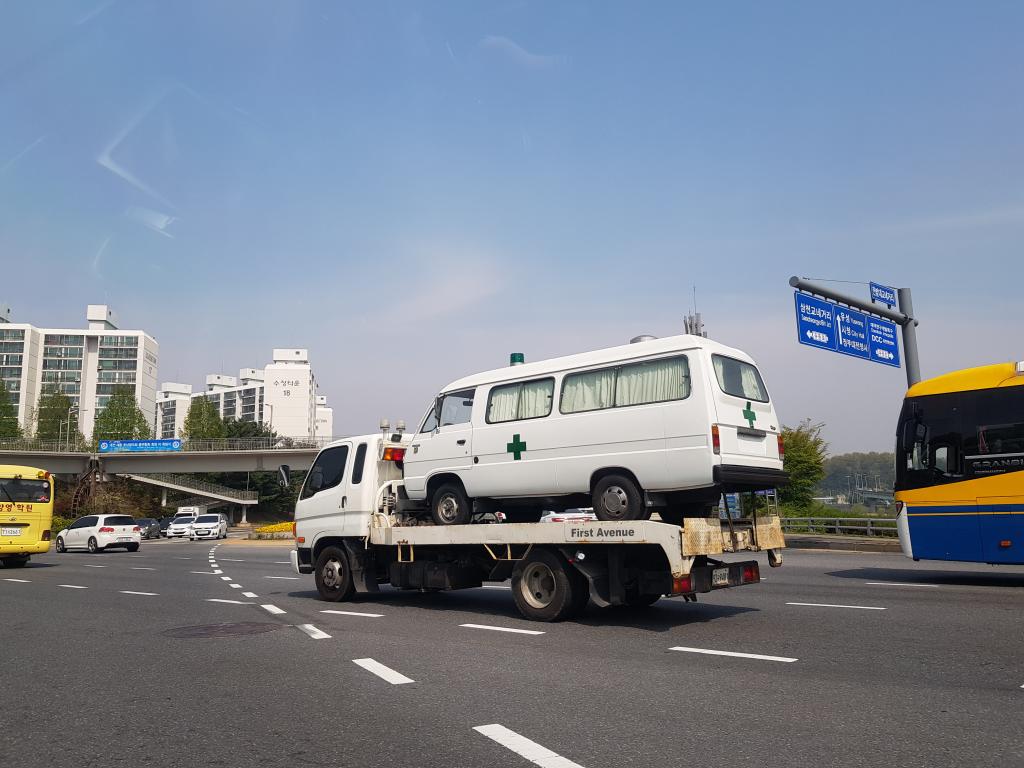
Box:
[98, 439, 182, 454]
[794, 292, 901, 369]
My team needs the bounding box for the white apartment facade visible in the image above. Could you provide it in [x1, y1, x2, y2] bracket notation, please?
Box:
[0, 304, 158, 440]
[156, 349, 331, 441]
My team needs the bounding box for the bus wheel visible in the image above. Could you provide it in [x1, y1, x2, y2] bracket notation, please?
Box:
[512, 549, 584, 622]
[592, 475, 645, 521]
[55, 537, 66, 553]
[314, 546, 355, 602]
[4, 555, 29, 568]
[431, 483, 471, 526]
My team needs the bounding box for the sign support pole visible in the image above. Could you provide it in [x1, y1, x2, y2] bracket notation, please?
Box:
[789, 276, 921, 389]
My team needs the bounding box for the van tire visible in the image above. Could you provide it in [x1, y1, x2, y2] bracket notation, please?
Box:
[431, 483, 472, 526]
[592, 475, 645, 521]
[511, 549, 584, 622]
[314, 546, 355, 602]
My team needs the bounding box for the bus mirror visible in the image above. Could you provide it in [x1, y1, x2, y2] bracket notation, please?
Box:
[915, 423, 929, 446]
[900, 421, 915, 453]
[278, 465, 291, 487]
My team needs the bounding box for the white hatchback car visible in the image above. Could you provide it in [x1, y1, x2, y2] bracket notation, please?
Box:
[166, 516, 196, 539]
[55, 514, 141, 554]
[190, 514, 228, 540]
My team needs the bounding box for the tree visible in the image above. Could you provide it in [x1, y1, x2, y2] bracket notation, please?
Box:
[0, 380, 22, 439]
[779, 419, 828, 510]
[93, 388, 152, 442]
[182, 397, 225, 440]
[34, 388, 83, 444]
[223, 417, 275, 440]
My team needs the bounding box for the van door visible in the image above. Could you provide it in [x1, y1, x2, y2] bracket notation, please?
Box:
[708, 353, 779, 467]
[403, 389, 475, 499]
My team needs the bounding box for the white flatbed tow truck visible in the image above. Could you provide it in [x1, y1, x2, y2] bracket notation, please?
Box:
[290, 432, 785, 621]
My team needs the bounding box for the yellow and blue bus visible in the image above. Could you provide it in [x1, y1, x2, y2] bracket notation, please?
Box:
[0, 465, 55, 568]
[895, 361, 1024, 564]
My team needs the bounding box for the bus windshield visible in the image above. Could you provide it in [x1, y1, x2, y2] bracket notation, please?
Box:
[0, 478, 51, 503]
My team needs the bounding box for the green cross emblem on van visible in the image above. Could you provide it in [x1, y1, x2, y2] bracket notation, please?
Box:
[743, 401, 757, 428]
[506, 434, 527, 460]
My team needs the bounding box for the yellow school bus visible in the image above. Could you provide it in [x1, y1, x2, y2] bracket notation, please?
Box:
[0, 465, 56, 568]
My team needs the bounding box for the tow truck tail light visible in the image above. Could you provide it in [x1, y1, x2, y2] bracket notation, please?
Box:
[741, 563, 759, 583]
[777, 434, 785, 459]
[672, 575, 692, 594]
[383, 446, 406, 462]
[98, 526, 114, 533]
[711, 424, 720, 455]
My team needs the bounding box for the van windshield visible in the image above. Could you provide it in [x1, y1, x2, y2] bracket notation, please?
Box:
[712, 355, 769, 402]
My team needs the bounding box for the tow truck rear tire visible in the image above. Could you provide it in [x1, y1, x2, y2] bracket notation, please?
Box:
[511, 549, 585, 622]
[314, 546, 355, 602]
[431, 483, 472, 526]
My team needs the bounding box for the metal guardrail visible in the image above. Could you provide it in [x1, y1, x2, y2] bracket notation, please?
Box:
[781, 517, 898, 538]
[0, 436, 339, 454]
[126, 472, 258, 501]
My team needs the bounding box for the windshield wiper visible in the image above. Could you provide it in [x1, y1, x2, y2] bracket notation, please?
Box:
[0, 484, 15, 504]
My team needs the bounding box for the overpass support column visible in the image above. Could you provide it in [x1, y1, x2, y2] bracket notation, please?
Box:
[240, 505, 248, 526]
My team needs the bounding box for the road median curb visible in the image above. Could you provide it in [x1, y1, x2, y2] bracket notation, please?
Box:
[784, 533, 902, 553]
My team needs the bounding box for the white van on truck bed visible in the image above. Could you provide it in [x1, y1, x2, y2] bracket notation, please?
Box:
[291, 431, 786, 621]
[401, 334, 787, 526]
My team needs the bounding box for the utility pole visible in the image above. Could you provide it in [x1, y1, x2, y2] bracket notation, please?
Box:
[789, 276, 921, 388]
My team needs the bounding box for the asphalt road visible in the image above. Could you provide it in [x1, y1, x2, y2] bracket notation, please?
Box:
[3, 538, 1023, 768]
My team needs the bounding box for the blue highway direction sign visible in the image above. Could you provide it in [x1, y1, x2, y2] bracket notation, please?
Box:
[98, 439, 182, 454]
[870, 282, 898, 308]
[794, 291, 901, 369]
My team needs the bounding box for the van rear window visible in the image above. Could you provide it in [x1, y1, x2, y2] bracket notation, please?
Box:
[712, 355, 768, 402]
[0, 478, 50, 503]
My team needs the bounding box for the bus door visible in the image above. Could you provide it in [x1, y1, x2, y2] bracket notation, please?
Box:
[974, 416, 1024, 564]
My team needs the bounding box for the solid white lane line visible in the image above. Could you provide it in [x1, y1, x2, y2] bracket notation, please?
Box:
[460, 623, 545, 635]
[261, 604, 285, 615]
[352, 658, 414, 684]
[220, 576, 232, 581]
[174, 557, 191, 559]
[865, 582, 940, 588]
[220, 558, 245, 562]
[669, 646, 798, 663]
[296, 624, 331, 640]
[120, 591, 158, 596]
[481, 584, 512, 590]
[242, 591, 258, 598]
[190, 571, 219, 575]
[787, 602, 886, 611]
[264, 576, 299, 580]
[206, 598, 252, 605]
[473, 724, 585, 768]
[273, 561, 290, 564]
[320, 609, 384, 618]
[58, 584, 88, 589]
[83, 564, 107, 568]
[130, 567, 155, 571]
[229, 584, 243, 589]
[3, 578, 30, 583]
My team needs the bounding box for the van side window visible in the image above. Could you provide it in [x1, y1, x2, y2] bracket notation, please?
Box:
[301, 445, 349, 499]
[712, 355, 768, 402]
[439, 389, 475, 426]
[616, 357, 690, 406]
[352, 443, 368, 484]
[561, 368, 616, 413]
[486, 378, 554, 423]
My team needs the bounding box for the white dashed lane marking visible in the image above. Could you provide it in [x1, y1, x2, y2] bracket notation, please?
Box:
[460, 623, 544, 635]
[669, 646, 798, 663]
[191, 571, 220, 575]
[473, 724, 585, 768]
[58, 584, 88, 589]
[120, 591, 158, 596]
[219, 558, 245, 562]
[220, 576, 232, 581]
[264, 576, 299, 580]
[207, 599, 252, 605]
[296, 624, 331, 640]
[3, 578, 30, 583]
[229, 584, 243, 589]
[242, 591, 258, 598]
[83, 564, 106, 568]
[261, 604, 285, 615]
[865, 582, 941, 588]
[787, 602, 886, 611]
[320, 609, 384, 618]
[352, 658, 414, 684]
[130, 567, 156, 571]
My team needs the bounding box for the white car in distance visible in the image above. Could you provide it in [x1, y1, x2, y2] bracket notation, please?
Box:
[166, 516, 196, 539]
[190, 514, 228, 540]
[55, 514, 142, 554]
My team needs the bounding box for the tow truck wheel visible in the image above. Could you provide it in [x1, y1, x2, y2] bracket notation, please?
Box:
[511, 549, 584, 622]
[592, 475, 645, 522]
[430, 483, 471, 526]
[314, 546, 355, 602]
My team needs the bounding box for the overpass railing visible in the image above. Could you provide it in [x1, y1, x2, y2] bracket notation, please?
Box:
[0, 436, 339, 454]
[781, 517, 898, 537]
[127, 473, 259, 501]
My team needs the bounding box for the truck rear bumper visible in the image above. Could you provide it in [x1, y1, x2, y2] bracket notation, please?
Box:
[713, 464, 788, 491]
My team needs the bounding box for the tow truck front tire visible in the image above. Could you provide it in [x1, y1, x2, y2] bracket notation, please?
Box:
[511, 549, 586, 622]
[314, 546, 355, 602]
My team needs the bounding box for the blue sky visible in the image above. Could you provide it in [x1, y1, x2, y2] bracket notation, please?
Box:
[2, 1, 1022, 452]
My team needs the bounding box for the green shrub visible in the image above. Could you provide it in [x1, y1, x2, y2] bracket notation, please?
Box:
[50, 516, 75, 536]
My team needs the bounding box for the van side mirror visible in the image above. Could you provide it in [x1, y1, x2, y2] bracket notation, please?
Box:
[278, 465, 291, 487]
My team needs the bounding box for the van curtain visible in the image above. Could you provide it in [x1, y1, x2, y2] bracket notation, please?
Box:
[615, 358, 689, 406]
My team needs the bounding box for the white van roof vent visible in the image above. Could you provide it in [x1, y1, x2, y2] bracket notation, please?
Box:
[630, 335, 657, 344]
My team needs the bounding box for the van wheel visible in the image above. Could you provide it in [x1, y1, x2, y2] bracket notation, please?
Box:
[431, 483, 471, 526]
[55, 537, 66, 553]
[511, 549, 585, 622]
[592, 475, 645, 521]
[314, 546, 355, 602]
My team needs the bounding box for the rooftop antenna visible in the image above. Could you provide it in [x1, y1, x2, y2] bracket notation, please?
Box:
[683, 285, 707, 338]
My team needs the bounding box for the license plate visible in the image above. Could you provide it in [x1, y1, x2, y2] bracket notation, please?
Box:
[711, 568, 729, 587]
[1, 527, 21, 536]
[118, 536, 132, 542]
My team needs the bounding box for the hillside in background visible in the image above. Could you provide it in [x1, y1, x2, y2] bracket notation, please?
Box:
[820, 452, 896, 497]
